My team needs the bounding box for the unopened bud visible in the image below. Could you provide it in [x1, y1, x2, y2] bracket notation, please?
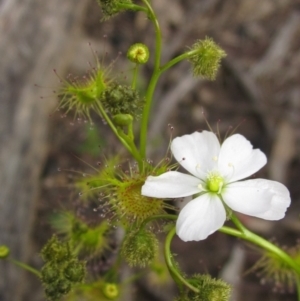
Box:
[0, 245, 10, 259]
[127, 43, 150, 64]
[188, 37, 226, 80]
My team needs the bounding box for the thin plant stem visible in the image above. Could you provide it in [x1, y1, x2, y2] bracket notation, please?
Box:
[96, 100, 143, 169]
[118, 3, 148, 13]
[131, 64, 139, 90]
[159, 49, 199, 74]
[164, 227, 199, 294]
[220, 215, 300, 275]
[8, 258, 41, 277]
[139, 0, 162, 158]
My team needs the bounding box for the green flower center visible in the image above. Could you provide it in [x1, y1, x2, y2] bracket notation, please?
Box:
[206, 172, 224, 193]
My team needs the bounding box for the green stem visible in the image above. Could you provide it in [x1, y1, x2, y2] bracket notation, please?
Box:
[220, 215, 300, 275]
[96, 101, 143, 169]
[139, 0, 162, 158]
[131, 64, 139, 90]
[159, 49, 199, 74]
[139, 40, 199, 157]
[164, 227, 199, 293]
[118, 3, 148, 13]
[8, 258, 41, 277]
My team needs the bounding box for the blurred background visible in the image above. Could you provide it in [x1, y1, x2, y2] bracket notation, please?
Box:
[1, 0, 300, 300]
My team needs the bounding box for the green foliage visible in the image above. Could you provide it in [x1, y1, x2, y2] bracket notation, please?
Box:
[57, 62, 111, 123]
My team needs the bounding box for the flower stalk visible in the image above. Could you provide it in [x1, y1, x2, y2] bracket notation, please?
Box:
[164, 227, 200, 294]
[220, 215, 300, 275]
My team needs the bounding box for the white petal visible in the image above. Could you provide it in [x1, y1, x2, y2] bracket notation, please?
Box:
[223, 179, 291, 220]
[176, 194, 226, 241]
[141, 171, 200, 198]
[218, 134, 267, 182]
[171, 131, 220, 179]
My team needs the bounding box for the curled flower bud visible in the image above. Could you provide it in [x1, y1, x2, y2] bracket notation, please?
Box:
[127, 43, 150, 64]
[188, 37, 226, 80]
[121, 228, 158, 267]
[102, 83, 144, 118]
[102, 282, 119, 300]
[96, 0, 132, 19]
[176, 274, 231, 301]
[0, 245, 10, 259]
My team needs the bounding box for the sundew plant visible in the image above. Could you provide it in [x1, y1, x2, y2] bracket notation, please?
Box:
[1, 1, 299, 301]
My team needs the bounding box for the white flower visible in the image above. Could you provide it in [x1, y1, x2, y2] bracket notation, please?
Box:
[142, 131, 291, 242]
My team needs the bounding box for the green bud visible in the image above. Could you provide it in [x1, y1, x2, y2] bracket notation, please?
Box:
[64, 260, 85, 282]
[0, 245, 10, 259]
[188, 37, 226, 80]
[44, 284, 63, 301]
[57, 279, 72, 294]
[102, 83, 144, 118]
[41, 263, 60, 284]
[102, 282, 119, 299]
[96, 0, 132, 19]
[121, 228, 158, 267]
[113, 114, 133, 126]
[127, 43, 150, 64]
[179, 274, 231, 301]
[41, 235, 71, 263]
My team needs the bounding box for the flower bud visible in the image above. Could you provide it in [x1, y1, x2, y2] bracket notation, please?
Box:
[96, 0, 132, 19]
[41, 235, 70, 263]
[64, 260, 85, 282]
[113, 114, 133, 126]
[121, 228, 158, 267]
[0, 245, 10, 259]
[57, 279, 72, 294]
[127, 43, 150, 64]
[41, 263, 60, 284]
[102, 282, 119, 299]
[188, 37, 226, 80]
[102, 83, 144, 118]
